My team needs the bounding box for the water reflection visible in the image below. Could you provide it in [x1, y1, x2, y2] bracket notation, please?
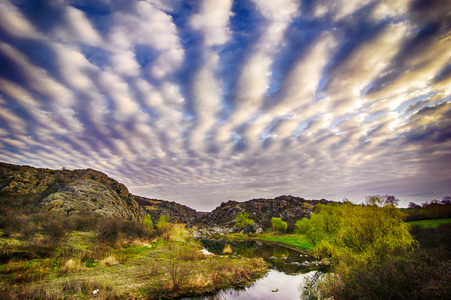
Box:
[185, 270, 317, 300]
[199, 239, 317, 274]
[180, 239, 323, 299]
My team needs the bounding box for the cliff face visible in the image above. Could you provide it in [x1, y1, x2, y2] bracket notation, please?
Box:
[196, 195, 332, 232]
[0, 162, 146, 221]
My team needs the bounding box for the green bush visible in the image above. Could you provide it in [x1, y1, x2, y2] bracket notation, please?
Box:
[303, 202, 415, 264]
[235, 212, 254, 230]
[143, 214, 153, 229]
[294, 218, 309, 234]
[157, 215, 172, 240]
[271, 217, 287, 233]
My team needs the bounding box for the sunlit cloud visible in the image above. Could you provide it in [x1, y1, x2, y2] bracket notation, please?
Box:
[0, 0, 450, 211]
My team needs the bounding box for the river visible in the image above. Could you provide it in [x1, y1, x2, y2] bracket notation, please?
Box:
[183, 239, 323, 300]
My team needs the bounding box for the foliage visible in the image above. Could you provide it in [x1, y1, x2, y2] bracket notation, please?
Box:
[235, 212, 254, 230]
[404, 196, 451, 221]
[317, 224, 451, 299]
[271, 217, 287, 233]
[301, 196, 451, 299]
[304, 201, 415, 264]
[156, 215, 171, 240]
[294, 218, 309, 234]
[365, 194, 399, 206]
[143, 214, 153, 229]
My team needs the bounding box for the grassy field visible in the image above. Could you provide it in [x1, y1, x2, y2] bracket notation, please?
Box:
[407, 218, 451, 228]
[0, 216, 267, 299]
[254, 233, 314, 250]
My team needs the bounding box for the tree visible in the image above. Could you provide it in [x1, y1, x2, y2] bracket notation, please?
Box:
[294, 217, 310, 234]
[271, 217, 287, 233]
[365, 194, 399, 207]
[143, 214, 153, 229]
[235, 212, 254, 230]
[408, 202, 421, 209]
[442, 196, 451, 205]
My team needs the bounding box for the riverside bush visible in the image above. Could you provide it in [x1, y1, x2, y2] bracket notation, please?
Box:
[306, 198, 451, 299]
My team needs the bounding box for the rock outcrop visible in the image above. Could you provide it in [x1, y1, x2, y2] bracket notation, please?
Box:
[196, 195, 332, 232]
[0, 162, 145, 221]
[134, 196, 200, 224]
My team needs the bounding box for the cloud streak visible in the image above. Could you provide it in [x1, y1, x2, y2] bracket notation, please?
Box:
[0, 0, 450, 210]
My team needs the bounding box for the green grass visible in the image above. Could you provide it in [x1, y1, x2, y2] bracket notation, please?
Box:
[407, 218, 451, 228]
[256, 234, 314, 250]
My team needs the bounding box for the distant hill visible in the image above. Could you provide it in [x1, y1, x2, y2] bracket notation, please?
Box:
[134, 196, 200, 224]
[196, 195, 332, 232]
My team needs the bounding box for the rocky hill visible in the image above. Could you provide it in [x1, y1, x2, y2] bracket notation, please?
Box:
[0, 162, 203, 223]
[134, 196, 199, 224]
[0, 162, 146, 221]
[196, 195, 332, 233]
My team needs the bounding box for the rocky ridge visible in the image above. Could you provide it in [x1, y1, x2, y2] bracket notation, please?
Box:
[195, 195, 332, 233]
[134, 196, 199, 224]
[0, 162, 332, 228]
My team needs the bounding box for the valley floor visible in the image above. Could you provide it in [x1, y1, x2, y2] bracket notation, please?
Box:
[0, 230, 267, 299]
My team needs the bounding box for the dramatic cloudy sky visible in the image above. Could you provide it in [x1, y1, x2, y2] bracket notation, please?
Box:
[0, 0, 450, 211]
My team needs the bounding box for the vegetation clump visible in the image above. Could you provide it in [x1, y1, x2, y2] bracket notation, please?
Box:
[298, 195, 450, 299]
[271, 217, 287, 233]
[235, 212, 254, 231]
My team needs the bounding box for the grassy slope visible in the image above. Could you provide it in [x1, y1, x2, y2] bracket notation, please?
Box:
[222, 232, 314, 250]
[407, 218, 451, 228]
[255, 233, 314, 250]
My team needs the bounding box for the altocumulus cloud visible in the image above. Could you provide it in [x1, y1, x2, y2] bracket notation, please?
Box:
[0, 0, 450, 211]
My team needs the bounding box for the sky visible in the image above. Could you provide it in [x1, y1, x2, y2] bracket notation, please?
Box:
[0, 0, 450, 211]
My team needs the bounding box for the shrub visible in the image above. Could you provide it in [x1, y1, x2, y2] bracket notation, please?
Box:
[235, 212, 254, 231]
[121, 220, 155, 241]
[168, 254, 193, 290]
[294, 217, 309, 234]
[20, 222, 39, 241]
[143, 214, 153, 229]
[157, 215, 171, 240]
[69, 214, 100, 231]
[271, 217, 287, 233]
[0, 213, 26, 237]
[41, 215, 69, 244]
[318, 248, 451, 299]
[304, 201, 415, 263]
[96, 218, 121, 245]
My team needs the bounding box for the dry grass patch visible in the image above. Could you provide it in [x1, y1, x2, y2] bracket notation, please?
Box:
[60, 257, 82, 274]
[99, 255, 119, 267]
